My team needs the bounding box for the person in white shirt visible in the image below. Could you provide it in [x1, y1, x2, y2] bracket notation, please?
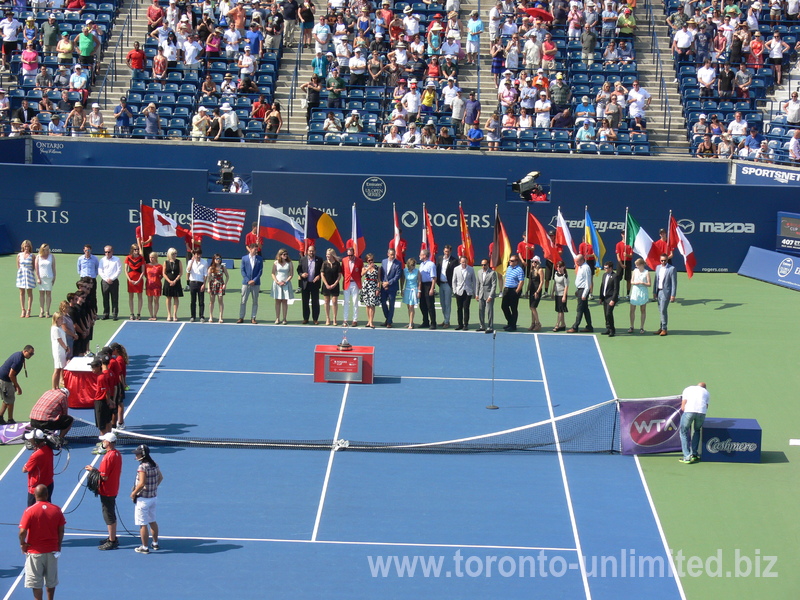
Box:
[237, 45, 256, 76]
[99, 245, 122, 320]
[696, 58, 716, 98]
[727, 111, 748, 144]
[402, 83, 422, 121]
[187, 249, 209, 322]
[534, 91, 552, 128]
[382, 124, 402, 147]
[440, 78, 460, 110]
[789, 129, 800, 164]
[223, 22, 241, 58]
[348, 47, 367, 86]
[567, 254, 593, 333]
[0, 11, 21, 71]
[401, 122, 421, 147]
[679, 382, 709, 463]
[183, 34, 203, 71]
[626, 80, 651, 121]
[488, 2, 503, 42]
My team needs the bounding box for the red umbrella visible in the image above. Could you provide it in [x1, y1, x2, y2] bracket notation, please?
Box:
[524, 7, 555, 21]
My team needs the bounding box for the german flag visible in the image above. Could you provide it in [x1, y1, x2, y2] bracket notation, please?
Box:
[490, 209, 511, 279]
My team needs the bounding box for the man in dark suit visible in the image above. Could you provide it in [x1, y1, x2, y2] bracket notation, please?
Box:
[14, 99, 36, 124]
[379, 248, 403, 327]
[599, 261, 619, 337]
[297, 245, 323, 324]
[652, 253, 677, 336]
[238, 243, 264, 324]
[437, 245, 458, 328]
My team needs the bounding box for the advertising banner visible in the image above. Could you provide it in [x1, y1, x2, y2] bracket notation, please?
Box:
[619, 396, 683, 455]
[776, 211, 800, 255]
[738, 246, 800, 292]
[734, 163, 800, 187]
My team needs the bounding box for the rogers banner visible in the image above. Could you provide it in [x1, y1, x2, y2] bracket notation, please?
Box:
[619, 396, 683, 455]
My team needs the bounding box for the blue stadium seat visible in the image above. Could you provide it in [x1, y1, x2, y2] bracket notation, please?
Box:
[553, 141, 571, 153]
[518, 140, 536, 152]
[500, 139, 518, 151]
[598, 142, 615, 155]
[615, 143, 632, 154]
[535, 141, 552, 152]
[307, 133, 324, 144]
[324, 133, 342, 145]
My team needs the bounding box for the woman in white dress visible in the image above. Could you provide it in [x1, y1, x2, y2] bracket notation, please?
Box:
[271, 248, 294, 324]
[16, 239, 36, 318]
[628, 258, 650, 333]
[50, 312, 69, 389]
[35, 243, 56, 318]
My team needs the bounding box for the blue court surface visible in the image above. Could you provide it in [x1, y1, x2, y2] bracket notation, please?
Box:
[0, 323, 686, 599]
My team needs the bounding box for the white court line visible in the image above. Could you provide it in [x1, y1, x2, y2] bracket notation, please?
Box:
[311, 382, 350, 541]
[591, 337, 687, 600]
[156, 368, 541, 384]
[535, 334, 592, 600]
[61, 531, 578, 552]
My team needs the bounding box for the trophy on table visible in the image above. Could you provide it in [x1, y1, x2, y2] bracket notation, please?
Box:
[337, 324, 352, 351]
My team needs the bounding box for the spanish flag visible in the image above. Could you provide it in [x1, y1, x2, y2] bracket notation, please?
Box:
[306, 205, 345, 253]
[490, 209, 511, 279]
[458, 203, 474, 266]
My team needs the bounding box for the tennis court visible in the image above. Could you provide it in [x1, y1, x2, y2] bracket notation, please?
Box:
[0, 322, 685, 599]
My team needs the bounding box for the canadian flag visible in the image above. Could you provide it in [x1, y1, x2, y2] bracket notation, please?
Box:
[670, 215, 697, 278]
[140, 204, 188, 238]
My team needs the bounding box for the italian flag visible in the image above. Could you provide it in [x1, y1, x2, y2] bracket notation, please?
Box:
[670, 215, 697, 278]
[626, 212, 661, 270]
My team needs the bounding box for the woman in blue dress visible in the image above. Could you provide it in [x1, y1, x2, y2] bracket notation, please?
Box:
[402, 257, 419, 329]
[16, 240, 36, 318]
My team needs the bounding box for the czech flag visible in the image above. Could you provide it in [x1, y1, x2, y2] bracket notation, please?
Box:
[307, 206, 346, 253]
[458, 204, 474, 266]
[350, 204, 366, 256]
[258, 204, 305, 252]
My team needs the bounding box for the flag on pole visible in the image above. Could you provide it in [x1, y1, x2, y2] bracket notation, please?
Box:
[306, 206, 346, 252]
[458, 204, 474, 266]
[670, 215, 696, 278]
[391, 204, 405, 263]
[490, 209, 511, 279]
[258, 204, 305, 252]
[140, 204, 188, 238]
[191, 203, 247, 242]
[526, 212, 557, 263]
[626, 211, 661, 269]
[555, 208, 577, 260]
[350, 204, 366, 256]
[421, 204, 437, 258]
[584, 208, 606, 270]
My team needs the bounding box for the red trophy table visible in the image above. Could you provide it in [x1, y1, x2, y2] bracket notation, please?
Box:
[314, 345, 374, 384]
[63, 356, 97, 408]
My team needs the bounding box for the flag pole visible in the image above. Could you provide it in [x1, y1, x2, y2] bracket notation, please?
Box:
[190, 197, 195, 251]
[667, 209, 673, 247]
[257, 201, 261, 240]
[624, 206, 629, 245]
[525, 205, 531, 283]
[422, 202, 426, 252]
[303, 202, 309, 253]
[352, 202, 357, 256]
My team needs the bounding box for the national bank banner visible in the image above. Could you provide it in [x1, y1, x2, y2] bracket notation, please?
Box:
[619, 396, 683, 455]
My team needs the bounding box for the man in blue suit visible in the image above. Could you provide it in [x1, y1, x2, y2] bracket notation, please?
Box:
[379, 248, 403, 327]
[238, 243, 264, 324]
[652, 253, 677, 336]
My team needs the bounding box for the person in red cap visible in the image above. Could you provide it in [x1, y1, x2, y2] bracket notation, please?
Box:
[85, 432, 122, 550]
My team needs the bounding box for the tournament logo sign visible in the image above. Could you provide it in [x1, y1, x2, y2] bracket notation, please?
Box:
[778, 257, 793, 278]
[362, 177, 387, 201]
[618, 396, 683, 455]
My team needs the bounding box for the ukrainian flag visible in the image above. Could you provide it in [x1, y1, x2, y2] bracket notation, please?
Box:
[584, 208, 606, 273]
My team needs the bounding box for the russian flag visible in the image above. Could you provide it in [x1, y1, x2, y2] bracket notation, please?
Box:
[258, 204, 305, 252]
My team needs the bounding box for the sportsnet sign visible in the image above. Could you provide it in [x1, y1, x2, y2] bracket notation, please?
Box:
[734, 164, 800, 186]
[618, 396, 683, 455]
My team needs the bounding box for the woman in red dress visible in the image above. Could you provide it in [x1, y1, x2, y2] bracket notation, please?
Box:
[125, 244, 145, 320]
[145, 251, 163, 320]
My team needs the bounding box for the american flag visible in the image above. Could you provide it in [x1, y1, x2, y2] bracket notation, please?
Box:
[192, 203, 247, 242]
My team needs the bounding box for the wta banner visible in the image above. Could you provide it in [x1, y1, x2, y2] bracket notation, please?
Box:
[618, 396, 683, 455]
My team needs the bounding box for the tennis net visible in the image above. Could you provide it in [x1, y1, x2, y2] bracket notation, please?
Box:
[67, 400, 620, 454]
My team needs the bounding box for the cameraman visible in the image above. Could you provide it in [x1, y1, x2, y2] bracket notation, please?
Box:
[28, 388, 73, 440]
[22, 430, 54, 506]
